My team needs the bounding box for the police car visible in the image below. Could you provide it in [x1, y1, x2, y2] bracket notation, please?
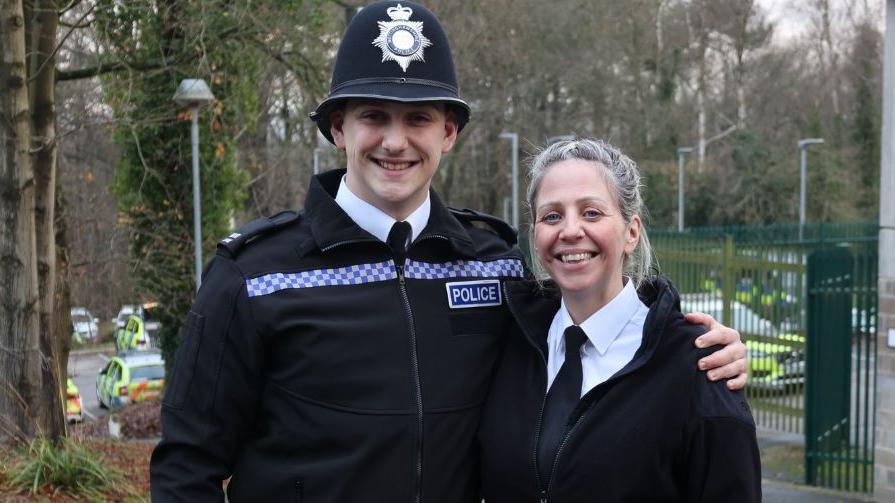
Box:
[96, 351, 165, 409]
[114, 302, 161, 353]
[681, 294, 805, 392]
[115, 314, 153, 353]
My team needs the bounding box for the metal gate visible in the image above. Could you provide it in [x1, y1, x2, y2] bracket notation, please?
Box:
[649, 222, 879, 494]
[805, 246, 878, 492]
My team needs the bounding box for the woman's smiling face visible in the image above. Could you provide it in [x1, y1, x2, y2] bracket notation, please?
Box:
[533, 159, 640, 310]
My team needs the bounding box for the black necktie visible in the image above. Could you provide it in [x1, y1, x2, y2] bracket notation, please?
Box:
[537, 325, 588, 486]
[387, 221, 412, 263]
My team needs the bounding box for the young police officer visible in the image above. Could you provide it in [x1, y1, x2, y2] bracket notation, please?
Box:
[150, 2, 748, 501]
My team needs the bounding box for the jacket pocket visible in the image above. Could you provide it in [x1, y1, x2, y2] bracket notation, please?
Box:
[449, 309, 503, 337]
[162, 310, 204, 409]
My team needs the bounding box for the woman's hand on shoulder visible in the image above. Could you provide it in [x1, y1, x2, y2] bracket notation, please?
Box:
[685, 312, 748, 391]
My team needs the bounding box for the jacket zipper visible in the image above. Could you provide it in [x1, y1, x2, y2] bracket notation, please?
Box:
[535, 358, 636, 502]
[504, 283, 597, 503]
[503, 285, 552, 501]
[532, 370, 550, 501]
[397, 259, 424, 503]
[543, 411, 588, 501]
[417, 234, 449, 241]
[319, 237, 377, 252]
[326, 236, 425, 501]
[504, 283, 665, 503]
[541, 356, 660, 502]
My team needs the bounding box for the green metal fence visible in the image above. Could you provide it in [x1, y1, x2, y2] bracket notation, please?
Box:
[804, 246, 878, 492]
[651, 221, 878, 493]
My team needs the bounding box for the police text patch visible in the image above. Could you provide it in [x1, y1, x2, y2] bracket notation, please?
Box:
[445, 280, 501, 309]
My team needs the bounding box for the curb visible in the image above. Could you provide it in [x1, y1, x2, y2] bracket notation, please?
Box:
[762, 478, 875, 502]
[70, 345, 115, 357]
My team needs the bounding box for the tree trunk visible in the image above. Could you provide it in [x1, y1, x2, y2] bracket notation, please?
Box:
[0, 0, 42, 446]
[686, 4, 709, 171]
[819, 0, 841, 116]
[734, 1, 749, 128]
[30, 0, 64, 440]
[696, 69, 707, 170]
[53, 190, 72, 436]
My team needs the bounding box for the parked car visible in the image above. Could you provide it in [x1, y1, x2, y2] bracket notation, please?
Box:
[95, 351, 165, 409]
[113, 304, 138, 330]
[70, 307, 99, 342]
[114, 302, 162, 353]
[115, 315, 152, 353]
[65, 378, 83, 423]
[744, 333, 805, 392]
[680, 293, 805, 391]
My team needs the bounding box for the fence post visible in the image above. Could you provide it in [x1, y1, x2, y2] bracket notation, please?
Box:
[722, 234, 735, 325]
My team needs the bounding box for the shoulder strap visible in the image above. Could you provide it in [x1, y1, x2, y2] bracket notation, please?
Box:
[217, 210, 301, 256]
[448, 207, 518, 245]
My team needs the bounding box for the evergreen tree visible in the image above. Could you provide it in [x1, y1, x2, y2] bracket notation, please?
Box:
[98, 0, 254, 372]
[849, 22, 882, 216]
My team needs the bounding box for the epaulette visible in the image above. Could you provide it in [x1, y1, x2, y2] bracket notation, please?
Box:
[449, 207, 518, 245]
[217, 210, 301, 256]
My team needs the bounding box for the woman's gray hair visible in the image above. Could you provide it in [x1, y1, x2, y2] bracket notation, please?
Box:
[525, 138, 653, 287]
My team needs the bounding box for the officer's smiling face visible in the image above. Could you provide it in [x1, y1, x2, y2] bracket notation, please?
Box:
[330, 100, 458, 220]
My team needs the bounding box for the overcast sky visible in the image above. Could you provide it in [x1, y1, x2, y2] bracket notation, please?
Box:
[756, 0, 885, 44]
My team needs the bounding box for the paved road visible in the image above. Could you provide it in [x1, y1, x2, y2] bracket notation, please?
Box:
[68, 349, 112, 420]
[762, 479, 873, 502]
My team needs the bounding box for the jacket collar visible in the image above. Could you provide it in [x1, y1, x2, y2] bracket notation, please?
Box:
[418, 189, 477, 258]
[305, 169, 377, 252]
[560, 280, 644, 356]
[505, 276, 682, 368]
[505, 280, 562, 357]
[304, 169, 477, 258]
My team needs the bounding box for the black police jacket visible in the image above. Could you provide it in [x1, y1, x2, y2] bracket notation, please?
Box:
[150, 169, 526, 502]
[478, 277, 761, 503]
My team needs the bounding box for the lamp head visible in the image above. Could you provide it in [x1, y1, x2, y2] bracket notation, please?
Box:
[798, 138, 825, 148]
[173, 79, 215, 107]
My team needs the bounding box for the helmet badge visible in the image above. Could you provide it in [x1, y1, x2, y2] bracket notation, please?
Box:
[372, 3, 432, 72]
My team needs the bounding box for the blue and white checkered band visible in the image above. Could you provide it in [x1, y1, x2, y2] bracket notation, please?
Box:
[404, 258, 525, 280]
[245, 258, 524, 297]
[246, 261, 396, 297]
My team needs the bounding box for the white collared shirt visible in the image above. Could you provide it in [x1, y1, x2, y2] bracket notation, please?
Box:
[546, 280, 649, 397]
[334, 175, 430, 243]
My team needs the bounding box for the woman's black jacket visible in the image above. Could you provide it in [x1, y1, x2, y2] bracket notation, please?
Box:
[478, 277, 761, 502]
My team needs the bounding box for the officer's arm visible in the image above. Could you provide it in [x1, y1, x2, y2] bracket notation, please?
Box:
[685, 312, 748, 390]
[150, 256, 263, 502]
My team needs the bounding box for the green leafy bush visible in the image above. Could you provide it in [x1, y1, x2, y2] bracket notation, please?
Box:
[7, 437, 133, 499]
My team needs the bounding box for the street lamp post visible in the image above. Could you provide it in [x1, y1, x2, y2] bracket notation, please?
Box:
[173, 79, 216, 290]
[676, 147, 693, 232]
[797, 138, 824, 240]
[499, 132, 520, 229]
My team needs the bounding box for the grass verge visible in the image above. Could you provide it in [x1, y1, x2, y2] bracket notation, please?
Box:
[0, 436, 150, 502]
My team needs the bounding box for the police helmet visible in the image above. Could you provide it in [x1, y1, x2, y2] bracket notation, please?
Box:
[310, 1, 470, 144]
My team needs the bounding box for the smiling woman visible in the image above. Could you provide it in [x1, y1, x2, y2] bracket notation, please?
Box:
[531, 158, 641, 323]
[478, 138, 761, 502]
[526, 140, 653, 323]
